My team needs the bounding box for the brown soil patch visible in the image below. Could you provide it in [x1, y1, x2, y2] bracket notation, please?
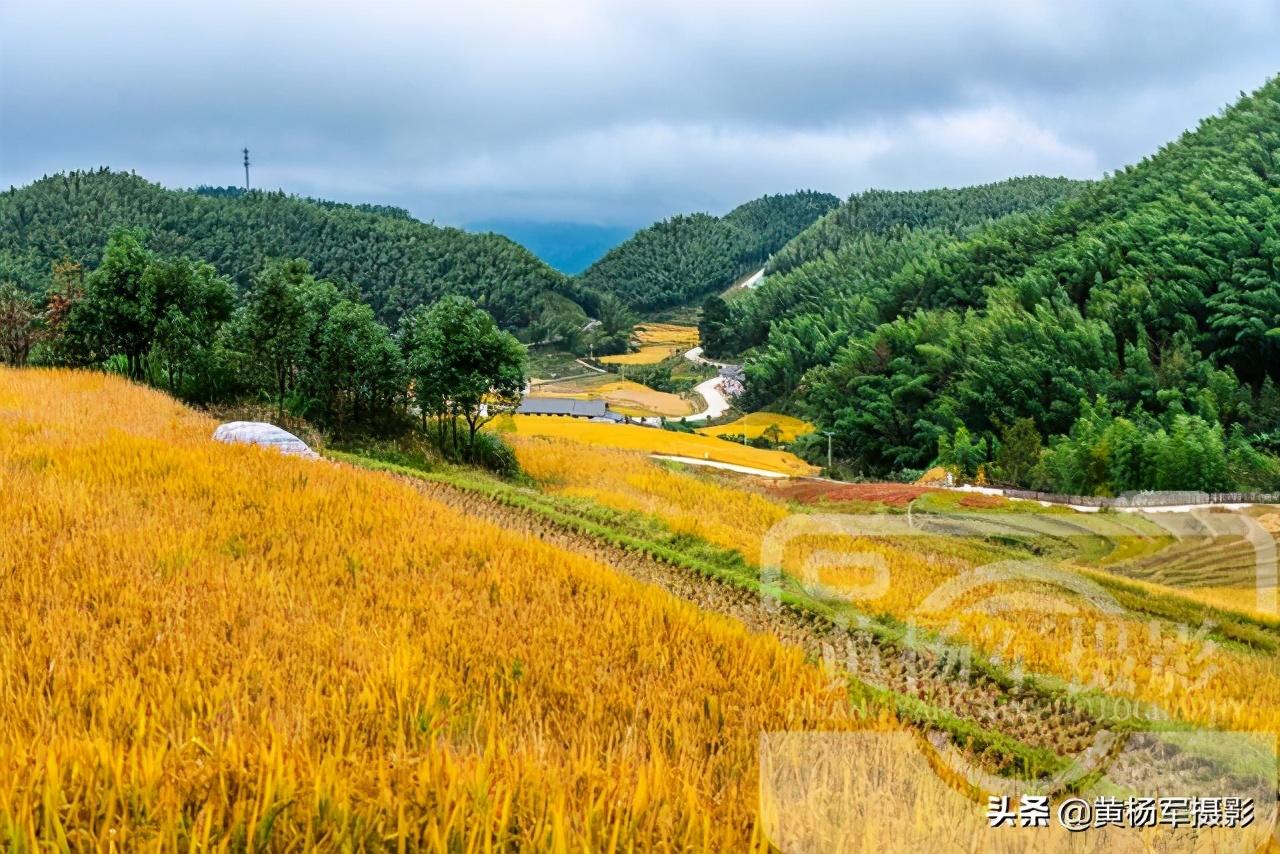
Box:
[764, 480, 942, 507]
[958, 493, 1007, 509]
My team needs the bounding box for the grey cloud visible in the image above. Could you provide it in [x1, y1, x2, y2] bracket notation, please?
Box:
[2, 0, 1276, 225]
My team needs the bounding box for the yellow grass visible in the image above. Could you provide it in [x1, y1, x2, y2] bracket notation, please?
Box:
[496, 414, 818, 476]
[1162, 584, 1280, 625]
[512, 436, 792, 562]
[528, 377, 692, 417]
[513, 434, 1280, 736]
[0, 367, 869, 849]
[599, 324, 698, 365]
[697, 412, 815, 443]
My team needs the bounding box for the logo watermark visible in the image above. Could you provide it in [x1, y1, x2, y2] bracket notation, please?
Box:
[757, 497, 1278, 851]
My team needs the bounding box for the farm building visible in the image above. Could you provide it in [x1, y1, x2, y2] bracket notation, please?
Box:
[516, 397, 621, 420]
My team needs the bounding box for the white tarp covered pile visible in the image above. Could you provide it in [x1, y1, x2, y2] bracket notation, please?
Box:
[212, 421, 320, 460]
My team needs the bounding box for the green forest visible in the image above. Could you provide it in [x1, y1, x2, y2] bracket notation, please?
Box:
[5, 77, 1280, 496]
[0, 170, 592, 333]
[0, 229, 526, 472]
[719, 78, 1280, 494]
[577, 190, 838, 311]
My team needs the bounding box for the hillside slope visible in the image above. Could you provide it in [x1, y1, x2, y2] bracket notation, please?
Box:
[707, 178, 1083, 374]
[0, 170, 586, 329]
[754, 76, 1280, 492]
[576, 190, 839, 312]
[765, 176, 1084, 276]
[0, 366, 863, 848]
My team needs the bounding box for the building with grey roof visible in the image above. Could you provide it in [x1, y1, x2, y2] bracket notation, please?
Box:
[515, 397, 609, 418]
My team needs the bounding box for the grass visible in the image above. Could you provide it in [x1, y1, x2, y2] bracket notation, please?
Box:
[0, 367, 881, 850]
[525, 375, 693, 417]
[697, 412, 816, 443]
[492, 415, 818, 475]
[599, 323, 699, 365]
[524, 346, 588, 381]
[330, 449, 1089, 783]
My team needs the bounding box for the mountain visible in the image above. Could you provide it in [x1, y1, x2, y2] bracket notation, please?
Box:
[736, 77, 1280, 493]
[0, 170, 590, 331]
[709, 177, 1085, 368]
[576, 190, 839, 312]
[764, 177, 1085, 277]
[466, 220, 636, 275]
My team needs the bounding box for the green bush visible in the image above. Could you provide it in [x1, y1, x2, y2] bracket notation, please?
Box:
[467, 430, 522, 478]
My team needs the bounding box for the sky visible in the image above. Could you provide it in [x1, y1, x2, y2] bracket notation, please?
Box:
[1, 0, 1277, 228]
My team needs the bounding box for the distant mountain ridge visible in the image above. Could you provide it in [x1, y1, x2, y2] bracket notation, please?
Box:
[576, 190, 840, 312]
[0, 169, 588, 330]
[726, 76, 1280, 494]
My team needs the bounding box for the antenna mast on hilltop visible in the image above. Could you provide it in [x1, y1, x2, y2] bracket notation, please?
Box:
[243, 147, 251, 190]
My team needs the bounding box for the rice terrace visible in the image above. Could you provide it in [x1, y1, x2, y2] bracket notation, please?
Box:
[3, 8, 1280, 851]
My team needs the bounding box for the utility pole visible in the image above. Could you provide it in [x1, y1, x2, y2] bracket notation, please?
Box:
[822, 430, 834, 472]
[243, 147, 251, 190]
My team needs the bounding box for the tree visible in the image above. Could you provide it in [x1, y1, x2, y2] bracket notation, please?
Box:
[404, 296, 525, 459]
[241, 259, 314, 413]
[303, 299, 405, 430]
[992, 418, 1042, 486]
[66, 229, 154, 377]
[0, 283, 39, 366]
[146, 258, 235, 394]
[586, 292, 634, 356]
[698, 294, 735, 357]
[937, 425, 987, 479]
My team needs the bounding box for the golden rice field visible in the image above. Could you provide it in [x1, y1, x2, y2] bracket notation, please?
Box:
[4, 368, 1276, 851]
[0, 367, 873, 849]
[495, 414, 817, 476]
[512, 435, 1280, 736]
[599, 324, 699, 366]
[527, 376, 693, 417]
[697, 412, 815, 443]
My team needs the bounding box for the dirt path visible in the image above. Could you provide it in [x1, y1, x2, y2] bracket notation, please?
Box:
[651, 453, 788, 478]
[395, 472, 1102, 757]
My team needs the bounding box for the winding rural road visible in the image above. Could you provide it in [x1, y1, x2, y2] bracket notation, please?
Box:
[675, 346, 736, 421]
[672, 375, 732, 422]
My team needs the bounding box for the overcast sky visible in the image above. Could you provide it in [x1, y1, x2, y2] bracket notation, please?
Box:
[2, 0, 1277, 227]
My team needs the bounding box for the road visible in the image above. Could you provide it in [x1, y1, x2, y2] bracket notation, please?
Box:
[683, 345, 735, 369]
[739, 267, 765, 289]
[671, 375, 732, 422]
[650, 454, 787, 478]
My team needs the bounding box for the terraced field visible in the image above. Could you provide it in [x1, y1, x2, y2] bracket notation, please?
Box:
[4, 368, 1276, 849]
[0, 369, 866, 849]
[697, 411, 816, 443]
[339, 440, 1280, 850]
[494, 416, 818, 475]
[526, 374, 694, 417]
[598, 323, 699, 365]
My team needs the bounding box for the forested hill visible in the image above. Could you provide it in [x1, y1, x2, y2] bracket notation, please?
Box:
[576, 190, 839, 312]
[706, 177, 1084, 376]
[765, 177, 1084, 277]
[737, 76, 1280, 495]
[0, 169, 586, 330]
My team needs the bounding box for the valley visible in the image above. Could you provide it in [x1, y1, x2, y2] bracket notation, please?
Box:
[3, 63, 1280, 853]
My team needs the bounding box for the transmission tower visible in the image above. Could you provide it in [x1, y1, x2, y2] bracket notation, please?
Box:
[243, 147, 250, 190]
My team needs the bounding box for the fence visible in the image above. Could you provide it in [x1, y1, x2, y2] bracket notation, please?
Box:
[1000, 488, 1280, 508]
